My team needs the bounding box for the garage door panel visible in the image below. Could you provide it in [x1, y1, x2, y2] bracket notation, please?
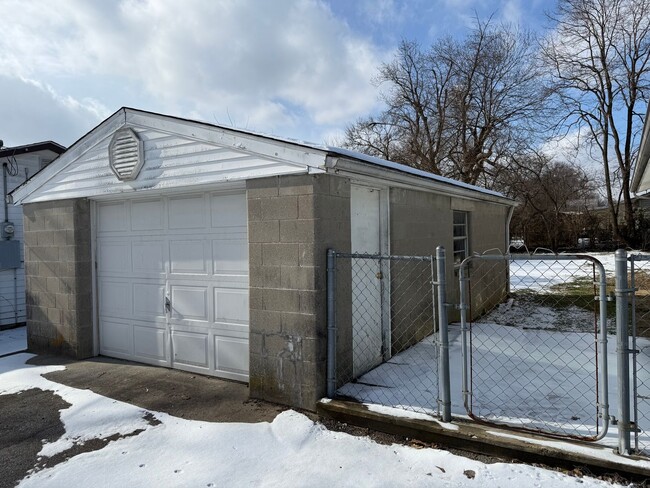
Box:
[170, 285, 208, 321]
[215, 289, 249, 324]
[100, 319, 133, 356]
[132, 241, 165, 274]
[133, 283, 166, 319]
[169, 239, 208, 274]
[99, 241, 131, 273]
[215, 337, 249, 377]
[212, 240, 248, 275]
[99, 280, 131, 318]
[168, 195, 206, 229]
[172, 331, 209, 369]
[131, 199, 164, 231]
[97, 202, 128, 233]
[134, 325, 168, 361]
[210, 192, 247, 229]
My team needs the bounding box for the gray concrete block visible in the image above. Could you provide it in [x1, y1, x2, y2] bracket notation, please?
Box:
[328, 175, 351, 197]
[45, 277, 60, 294]
[299, 290, 326, 315]
[280, 266, 318, 290]
[280, 312, 319, 337]
[279, 219, 316, 243]
[261, 196, 298, 221]
[262, 288, 300, 313]
[250, 266, 282, 288]
[298, 195, 315, 219]
[249, 288, 264, 310]
[262, 243, 299, 266]
[249, 243, 262, 267]
[299, 243, 316, 267]
[249, 332, 264, 355]
[246, 177, 279, 198]
[250, 309, 282, 334]
[249, 220, 280, 243]
[278, 174, 317, 196]
[247, 198, 263, 221]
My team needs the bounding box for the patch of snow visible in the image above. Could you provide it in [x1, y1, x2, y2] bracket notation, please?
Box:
[365, 404, 460, 430]
[0, 355, 618, 487]
[0, 354, 154, 458]
[0, 326, 27, 355]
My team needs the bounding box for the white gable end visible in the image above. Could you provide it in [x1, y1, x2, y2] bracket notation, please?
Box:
[12, 109, 327, 204]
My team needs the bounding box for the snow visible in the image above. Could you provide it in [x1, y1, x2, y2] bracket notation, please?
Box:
[0, 354, 620, 487]
[0, 325, 27, 356]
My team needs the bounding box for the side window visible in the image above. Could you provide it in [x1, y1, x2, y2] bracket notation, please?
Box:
[453, 211, 469, 265]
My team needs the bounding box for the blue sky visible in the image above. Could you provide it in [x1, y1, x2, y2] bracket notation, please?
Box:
[0, 0, 551, 149]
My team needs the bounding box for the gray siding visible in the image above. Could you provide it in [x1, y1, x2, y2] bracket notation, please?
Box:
[1, 154, 43, 327]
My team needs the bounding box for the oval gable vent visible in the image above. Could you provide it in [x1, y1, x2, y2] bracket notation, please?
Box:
[109, 128, 144, 181]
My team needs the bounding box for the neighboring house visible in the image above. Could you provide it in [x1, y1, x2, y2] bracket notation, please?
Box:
[0, 141, 66, 329]
[10, 108, 514, 410]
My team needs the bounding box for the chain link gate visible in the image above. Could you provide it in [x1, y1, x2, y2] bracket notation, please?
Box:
[627, 253, 650, 456]
[326, 248, 451, 420]
[458, 253, 610, 440]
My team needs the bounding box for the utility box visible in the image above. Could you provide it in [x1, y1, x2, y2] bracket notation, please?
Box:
[0, 240, 21, 270]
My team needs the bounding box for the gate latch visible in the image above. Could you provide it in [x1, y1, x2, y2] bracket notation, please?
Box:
[165, 296, 171, 313]
[376, 272, 383, 279]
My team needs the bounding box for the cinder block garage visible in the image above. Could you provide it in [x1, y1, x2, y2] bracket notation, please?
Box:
[11, 107, 514, 410]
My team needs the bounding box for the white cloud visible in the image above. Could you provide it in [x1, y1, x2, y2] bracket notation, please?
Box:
[359, 0, 408, 25]
[0, 75, 107, 147]
[0, 0, 386, 144]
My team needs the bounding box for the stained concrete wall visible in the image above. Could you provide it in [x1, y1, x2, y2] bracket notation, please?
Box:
[389, 188, 510, 343]
[247, 174, 351, 410]
[23, 199, 93, 358]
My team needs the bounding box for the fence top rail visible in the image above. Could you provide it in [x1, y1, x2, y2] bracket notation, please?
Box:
[629, 253, 650, 262]
[459, 252, 607, 286]
[332, 251, 434, 262]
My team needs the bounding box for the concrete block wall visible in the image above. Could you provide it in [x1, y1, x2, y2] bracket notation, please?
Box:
[247, 174, 350, 410]
[23, 199, 93, 358]
[390, 188, 511, 325]
[389, 189, 447, 352]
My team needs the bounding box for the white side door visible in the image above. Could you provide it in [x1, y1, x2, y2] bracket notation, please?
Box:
[350, 185, 386, 377]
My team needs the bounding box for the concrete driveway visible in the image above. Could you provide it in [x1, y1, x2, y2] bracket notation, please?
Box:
[1, 354, 286, 488]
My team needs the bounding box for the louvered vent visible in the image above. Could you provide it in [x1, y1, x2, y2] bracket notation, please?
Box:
[108, 128, 144, 181]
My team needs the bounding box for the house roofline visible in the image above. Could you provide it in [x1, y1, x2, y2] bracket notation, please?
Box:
[10, 107, 512, 205]
[0, 141, 66, 158]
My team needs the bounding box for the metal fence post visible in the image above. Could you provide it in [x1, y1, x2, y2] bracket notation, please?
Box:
[458, 259, 470, 413]
[327, 249, 337, 398]
[436, 246, 451, 422]
[615, 248, 631, 454]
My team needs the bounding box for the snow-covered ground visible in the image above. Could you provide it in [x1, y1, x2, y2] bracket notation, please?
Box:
[0, 354, 620, 488]
[0, 325, 27, 356]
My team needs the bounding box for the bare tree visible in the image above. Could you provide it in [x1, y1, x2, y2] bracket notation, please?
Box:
[344, 19, 546, 187]
[502, 153, 597, 250]
[541, 0, 650, 244]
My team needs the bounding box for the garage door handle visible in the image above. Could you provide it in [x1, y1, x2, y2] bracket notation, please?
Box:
[164, 296, 171, 313]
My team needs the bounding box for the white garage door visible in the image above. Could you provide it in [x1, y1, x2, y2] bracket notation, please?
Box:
[96, 191, 249, 381]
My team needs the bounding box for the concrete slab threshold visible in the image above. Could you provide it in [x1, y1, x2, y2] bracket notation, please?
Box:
[318, 399, 650, 480]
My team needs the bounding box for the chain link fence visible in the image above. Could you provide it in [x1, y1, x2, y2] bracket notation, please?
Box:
[628, 255, 650, 456]
[327, 250, 448, 418]
[458, 254, 610, 440]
